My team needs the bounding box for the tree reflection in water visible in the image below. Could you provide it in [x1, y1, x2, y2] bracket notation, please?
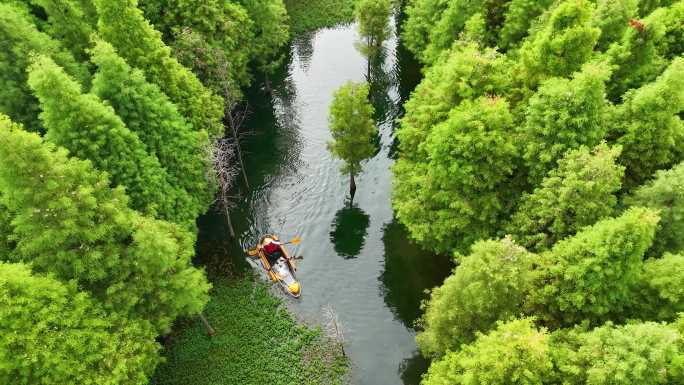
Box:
[329, 202, 370, 259]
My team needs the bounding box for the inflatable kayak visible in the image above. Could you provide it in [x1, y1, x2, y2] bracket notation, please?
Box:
[247, 234, 302, 298]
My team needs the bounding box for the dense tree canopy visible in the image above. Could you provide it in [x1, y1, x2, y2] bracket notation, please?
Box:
[27, 55, 196, 226]
[625, 161, 684, 256]
[417, 238, 535, 356]
[0, 116, 210, 333]
[422, 318, 554, 385]
[0, 262, 159, 385]
[0, 3, 87, 132]
[89, 39, 214, 223]
[394, 96, 517, 253]
[507, 143, 624, 252]
[94, 0, 225, 137]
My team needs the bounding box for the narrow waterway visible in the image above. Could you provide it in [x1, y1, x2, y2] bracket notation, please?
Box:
[197, 18, 451, 385]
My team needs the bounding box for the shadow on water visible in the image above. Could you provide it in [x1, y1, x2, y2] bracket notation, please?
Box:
[329, 201, 371, 259]
[399, 352, 432, 385]
[381, 220, 453, 329]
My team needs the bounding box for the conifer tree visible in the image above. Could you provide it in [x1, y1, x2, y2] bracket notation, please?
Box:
[401, 0, 450, 61]
[397, 44, 507, 162]
[604, 8, 668, 101]
[508, 143, 624, 252]
[592, 0, 639, 51]
[632, 253, 684, 321]
[238, 0, 290, 86]
[394, 97, 517, 254]
[23, 0, 97, 62]
[417, 238, 535, 356]
[625, 161, 684, 256]
[421, 0, 485, 63]
[89, 39, 214, 219]
[658, 0, 684, 60]
[0, 262, 160, 384]
[27, 55, 197, 227]
[422, 318, 554, 385]
[552, 321, 684, 385]
[140, 0, 256, 93]
[528, 207, 659, 327]
[94, 0, 225, 137]
[355, 0, 392, 57]
[0, 3, 87, 132]
[612, 57, 684, 188]
[327, 81, 378, 202]
[0, 115, 210, 333]
[521, 63, 612, 183]
[518, 0, 600, 86]
[0, 199, 12, 257]
[497, 0, 555, 50]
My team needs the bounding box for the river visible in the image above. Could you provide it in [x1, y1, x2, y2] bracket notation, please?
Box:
[196, 17, 452, 385]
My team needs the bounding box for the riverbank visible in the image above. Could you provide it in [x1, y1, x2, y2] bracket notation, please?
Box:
[151, 276, 349, 385]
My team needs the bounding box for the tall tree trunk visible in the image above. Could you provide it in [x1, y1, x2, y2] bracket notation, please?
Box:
[199, 313, 215, 336]
[224, 205, 236, 239]
[226, 107, 250, 190]
[350, 172, 357, 205]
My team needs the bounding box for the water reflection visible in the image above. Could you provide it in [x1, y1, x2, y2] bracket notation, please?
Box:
[381, 220, 453, 328]
[329, 202, 370, 259]
[399, 351, 431, 385]
[293, 31, 316, 72]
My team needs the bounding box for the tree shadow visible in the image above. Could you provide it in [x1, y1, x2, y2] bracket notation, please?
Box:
[380, 220, 453, 328]
[329, 201, 370, 259]
[398, 351, 431, 385]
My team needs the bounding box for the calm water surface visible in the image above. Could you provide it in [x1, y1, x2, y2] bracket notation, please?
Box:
[197, 20, 451, 385]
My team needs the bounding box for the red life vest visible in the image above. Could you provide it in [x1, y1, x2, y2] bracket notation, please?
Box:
[264, 241, 280, 254]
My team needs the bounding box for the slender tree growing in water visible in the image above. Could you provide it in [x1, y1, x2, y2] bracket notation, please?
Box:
[328, 81, 378, 203]
[355, 0, 392, 76]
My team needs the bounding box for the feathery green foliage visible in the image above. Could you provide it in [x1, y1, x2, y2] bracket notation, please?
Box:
[521, 63, 612, 183]
[529, 207, 659, 327]
[402, 0, 450, 60]
[397, 44, 506, 161]
[23, 0, 97, 61]
[0, 117, 210, 332]
[89, 39, 214, 222]
[327, 81, 378, 177]
[518, 0, 600, 85]
[27, 55, 197, 226]
[497, 0, 555, 50]
[355, 0, 392, 56]
[592, 0, 639, 51]
[508, 143, 624, 252]
[417, 238, 535, 356]
[626, 161, 684, 256]
[239, 0, 290, 76]
[612, 57, 684, 188]
[632, 253, 684, 321]
[422, 318, 554, 385]
[421, 0, 485, 63]
[0, 3, 87, 132]
[94, 0, 225, 137]
[0, 262, 160, 385]
[394, 97, 517, 254]
[552, 321, 684, 385]
[0, 198, 13, 257]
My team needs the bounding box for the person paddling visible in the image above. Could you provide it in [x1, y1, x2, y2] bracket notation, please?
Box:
[260, 237, 283, 268]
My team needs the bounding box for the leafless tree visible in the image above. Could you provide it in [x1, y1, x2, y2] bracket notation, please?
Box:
[322, 304, 346, 357]
[211, 138, 240, 238]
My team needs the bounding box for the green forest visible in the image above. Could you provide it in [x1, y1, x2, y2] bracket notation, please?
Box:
[396, 0, 684, 384]
[0, 0, 683, 384]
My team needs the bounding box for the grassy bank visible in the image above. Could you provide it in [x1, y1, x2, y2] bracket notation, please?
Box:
[151, 277, 348, 385]
[285, 0, 356, 35]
